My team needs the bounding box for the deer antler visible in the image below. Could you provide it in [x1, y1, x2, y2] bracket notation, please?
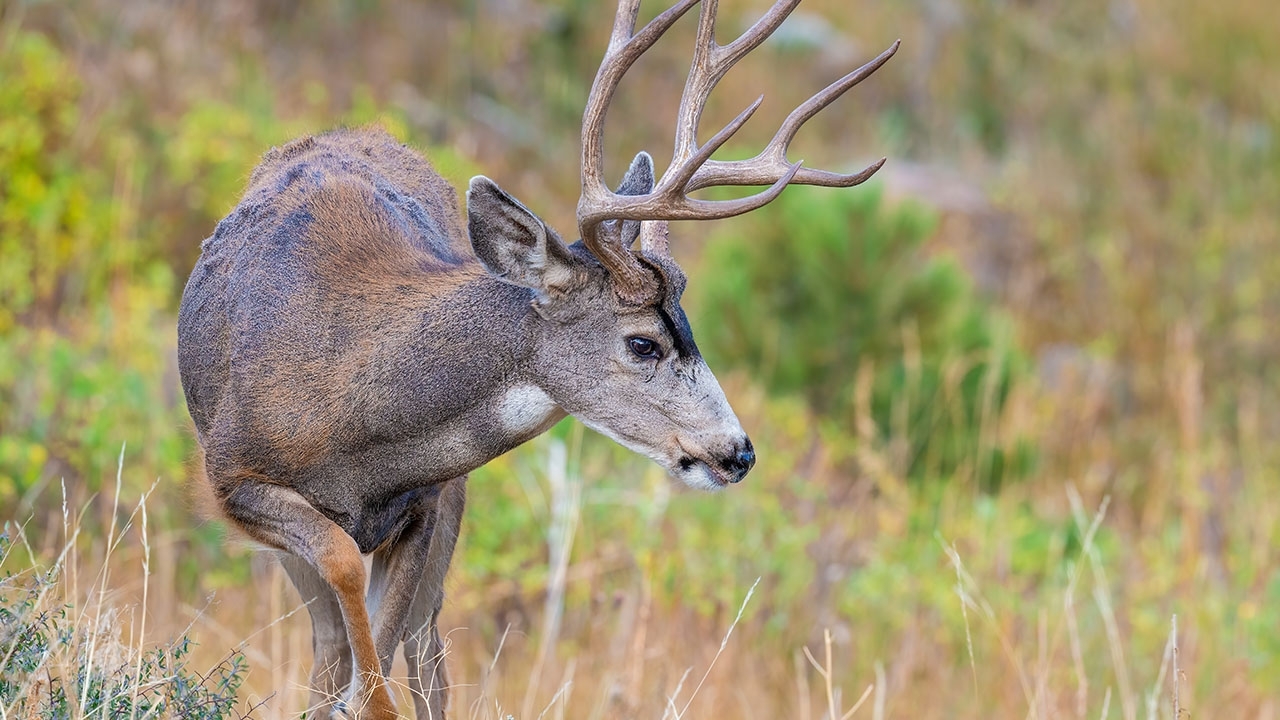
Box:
[578, 0, 900, 303]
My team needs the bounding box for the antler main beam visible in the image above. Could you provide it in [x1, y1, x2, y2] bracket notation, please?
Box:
[578, 0, 702, 297]
[578, 0, 899, 302]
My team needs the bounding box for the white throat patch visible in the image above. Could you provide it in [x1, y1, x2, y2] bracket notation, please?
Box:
[497, 385, 562, 437]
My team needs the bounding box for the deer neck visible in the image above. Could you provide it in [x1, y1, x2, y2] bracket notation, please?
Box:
[371, 271, 567, 475]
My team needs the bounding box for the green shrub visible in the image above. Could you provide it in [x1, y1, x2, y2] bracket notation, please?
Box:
[693, 185, 1029, 488]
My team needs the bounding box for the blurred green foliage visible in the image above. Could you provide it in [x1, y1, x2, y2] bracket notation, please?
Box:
[0, 32, 118, 329]
[694, 186, 1028, 488]
[0, 31, 184, 507]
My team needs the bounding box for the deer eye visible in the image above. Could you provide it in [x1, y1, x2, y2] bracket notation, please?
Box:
[627, 336, 661, 360]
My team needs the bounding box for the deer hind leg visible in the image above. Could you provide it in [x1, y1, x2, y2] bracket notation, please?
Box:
[220, 480, 398, 720]
[403, 477, 467, 720]
[279, 553, 353, 717]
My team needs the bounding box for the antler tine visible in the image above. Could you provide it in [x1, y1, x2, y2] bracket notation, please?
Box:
[669, 0, 720, 169]
[581, 0, 701, 202]
[639, 156, 800, 257]
[668, 0, 801, 174]
[661, 94, 763, 195]
[686, 39, 901, 191]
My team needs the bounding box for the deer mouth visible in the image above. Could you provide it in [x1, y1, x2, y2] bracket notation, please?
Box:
[676, 454, 732, 489]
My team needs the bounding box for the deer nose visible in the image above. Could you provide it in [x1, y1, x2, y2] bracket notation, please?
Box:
[721, 437, 756, 483]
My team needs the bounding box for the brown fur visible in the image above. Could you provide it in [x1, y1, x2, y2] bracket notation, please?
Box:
[178, 126, 753, 719]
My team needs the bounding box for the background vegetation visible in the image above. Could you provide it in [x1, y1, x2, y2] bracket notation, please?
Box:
[2, 0, 1277, 717]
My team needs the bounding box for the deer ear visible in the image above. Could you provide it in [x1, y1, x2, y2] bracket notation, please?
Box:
[614, 152, 654, 247]
[616, 151, 655, 195]
[467, 176, 581, 293]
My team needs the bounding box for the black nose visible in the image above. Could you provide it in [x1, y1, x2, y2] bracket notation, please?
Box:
[721, 437, 756, 483]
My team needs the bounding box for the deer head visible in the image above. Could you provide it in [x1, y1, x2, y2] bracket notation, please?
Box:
[467, 0, 898, 490]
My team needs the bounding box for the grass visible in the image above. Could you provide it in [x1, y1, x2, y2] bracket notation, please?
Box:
[2, 374, 1251, 718]
[0, 461, 250, 719]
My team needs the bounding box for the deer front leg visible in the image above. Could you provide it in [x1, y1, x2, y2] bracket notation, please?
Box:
[279, 553, 353, 717]
[403, 478, 467, 720]
[366, 490, 440, 678]
[221, 481, 398, 720]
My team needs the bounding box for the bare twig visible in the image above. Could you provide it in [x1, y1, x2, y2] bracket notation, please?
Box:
[1172, 616, 1181, 720]
[799, 628, 874, 720]
[672, 577, 760, 718]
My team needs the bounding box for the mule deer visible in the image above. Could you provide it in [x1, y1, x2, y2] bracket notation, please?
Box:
[178, 0, 896, 716]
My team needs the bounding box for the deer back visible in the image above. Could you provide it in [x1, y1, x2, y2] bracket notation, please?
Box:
[178, 128, 524, 510]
